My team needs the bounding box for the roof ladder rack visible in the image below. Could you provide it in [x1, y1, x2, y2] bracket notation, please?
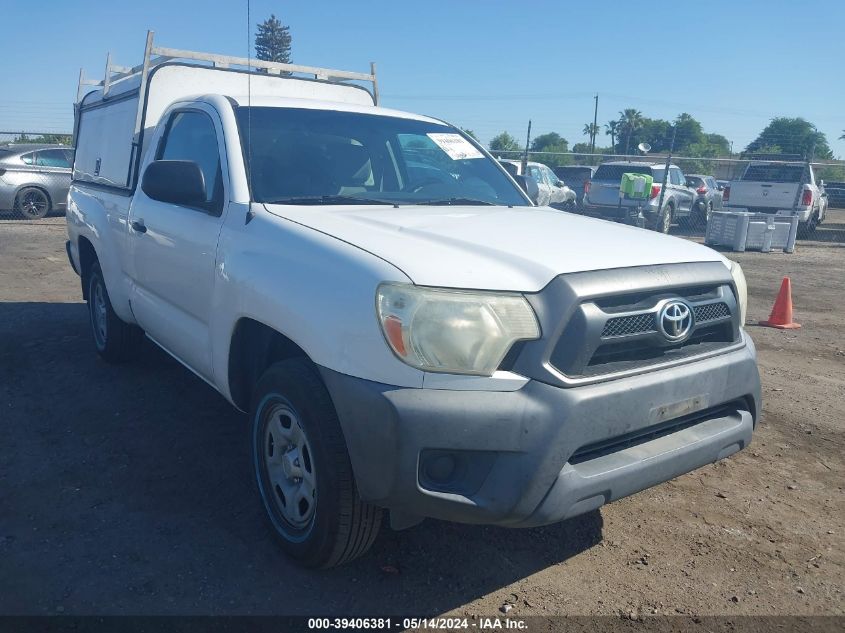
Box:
[75, 30, 380, 113]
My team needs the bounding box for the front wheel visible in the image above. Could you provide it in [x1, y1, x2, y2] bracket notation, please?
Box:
[251, 359, 382, 568]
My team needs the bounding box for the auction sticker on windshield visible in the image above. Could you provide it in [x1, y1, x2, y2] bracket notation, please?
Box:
[427, 133, 484, 160]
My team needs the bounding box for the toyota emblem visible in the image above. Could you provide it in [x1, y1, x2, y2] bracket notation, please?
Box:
[658, 300, 694, 342]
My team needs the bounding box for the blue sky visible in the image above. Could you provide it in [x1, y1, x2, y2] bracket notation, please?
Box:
[1, 0, 843, 157]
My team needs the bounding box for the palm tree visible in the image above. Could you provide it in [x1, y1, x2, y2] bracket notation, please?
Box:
[605, 120, 619, 154]
[582, 123, 599, 152]
[618, 108, 644, 155]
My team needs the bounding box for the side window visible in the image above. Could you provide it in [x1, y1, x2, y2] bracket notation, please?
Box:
[157, 110, 223, 211]
[35, 149, 72, 168]
[544, 167, 559, 186]
[20, 152, 35, 165]
[528, 165, 544, 184]
[670, 169, 683, 185]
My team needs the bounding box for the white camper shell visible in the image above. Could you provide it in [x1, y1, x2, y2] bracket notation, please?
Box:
[73, 31, 378, 190]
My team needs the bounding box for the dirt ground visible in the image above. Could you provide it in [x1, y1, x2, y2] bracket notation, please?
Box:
[0, 212, 843, 619]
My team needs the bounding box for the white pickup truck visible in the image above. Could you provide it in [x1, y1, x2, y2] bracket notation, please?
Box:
[66, 35, 761, 568]
[723, 161, 828, 233]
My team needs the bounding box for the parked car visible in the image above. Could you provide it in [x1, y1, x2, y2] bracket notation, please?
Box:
[0, 144, 74, 219]
[723, 161, 827, 234]
[552, 165, 595, 208]
[684, 174, 723, 226]
[824, 181, 845, 208]
[500, 159, 576, 208]
[583, 161, 696, 232]
[68, 36, 760, 569]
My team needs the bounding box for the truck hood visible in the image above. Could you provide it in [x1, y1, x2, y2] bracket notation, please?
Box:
[263, 203, 727, 292]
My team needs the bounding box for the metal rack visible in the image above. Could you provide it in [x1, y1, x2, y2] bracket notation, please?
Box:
[76, 30, 379, 138]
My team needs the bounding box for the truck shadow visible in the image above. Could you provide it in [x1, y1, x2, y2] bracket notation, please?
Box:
[0, 301, 602, 616]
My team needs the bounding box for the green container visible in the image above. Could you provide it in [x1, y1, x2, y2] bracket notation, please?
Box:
[620, 172, 653, 199]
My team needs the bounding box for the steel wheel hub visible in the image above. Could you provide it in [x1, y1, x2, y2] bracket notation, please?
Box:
[263, 404, 316, 529]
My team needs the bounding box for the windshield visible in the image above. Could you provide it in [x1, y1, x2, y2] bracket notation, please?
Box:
[236, 107, 529, 207]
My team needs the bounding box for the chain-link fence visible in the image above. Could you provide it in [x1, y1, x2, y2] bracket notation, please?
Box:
[491, 149, 845, 242]
[0, 131, 74, 221]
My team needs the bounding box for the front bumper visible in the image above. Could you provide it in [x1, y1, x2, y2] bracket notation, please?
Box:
[320, 336, 760, 528]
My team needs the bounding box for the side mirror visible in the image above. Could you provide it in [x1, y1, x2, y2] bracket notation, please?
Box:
[142, 160, 207, 206]
[514, 174, 540, 204]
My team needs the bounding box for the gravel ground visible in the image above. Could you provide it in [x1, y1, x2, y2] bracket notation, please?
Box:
[0, 213, 843, 618]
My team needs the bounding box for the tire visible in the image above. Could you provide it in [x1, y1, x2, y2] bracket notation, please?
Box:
[797, 214, 818, 239]
[251, 359, 382, 568]
[87, 262, 142, 363]
[650, 203, 673, 233]
[690, 201, 712, 231]
[14, 187, 50, 220]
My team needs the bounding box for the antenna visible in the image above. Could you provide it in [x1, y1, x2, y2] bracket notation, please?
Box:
[245, 0, 255, 223]
[638, 142, 651, 154]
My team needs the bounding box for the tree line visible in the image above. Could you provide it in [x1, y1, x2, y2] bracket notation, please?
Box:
[488, 112, 837, 167]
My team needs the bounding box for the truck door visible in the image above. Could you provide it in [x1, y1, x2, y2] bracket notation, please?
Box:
[127, 106, 228, 380]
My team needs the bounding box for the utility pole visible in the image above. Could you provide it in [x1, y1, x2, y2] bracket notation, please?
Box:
[522, 119, 532, 174]
[591, 94, 599, 155]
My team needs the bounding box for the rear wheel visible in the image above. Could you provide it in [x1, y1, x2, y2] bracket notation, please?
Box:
[251, 359, 382, 568]
[651, 203, 673, 233]
[87, 262, 142, 362]
[691, 201, 712, 230]
[797, 212, 819, 239]
[14, 187, 50, 220]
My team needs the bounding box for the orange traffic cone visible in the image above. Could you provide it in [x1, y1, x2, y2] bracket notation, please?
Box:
[759, 277, 801, 329]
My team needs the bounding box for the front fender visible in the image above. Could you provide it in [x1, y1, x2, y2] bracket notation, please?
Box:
[209, 205, 426, 404]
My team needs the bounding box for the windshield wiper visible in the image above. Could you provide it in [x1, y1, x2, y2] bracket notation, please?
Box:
[413, 197, 495, 206]
[266, 195, 396, 206]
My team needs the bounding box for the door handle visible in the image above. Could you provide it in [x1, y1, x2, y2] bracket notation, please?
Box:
[131, 219, 147, 234]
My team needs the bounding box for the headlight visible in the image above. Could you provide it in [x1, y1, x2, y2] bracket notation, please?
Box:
[376, 283, 540, 375]
[728, 260, 748, 325]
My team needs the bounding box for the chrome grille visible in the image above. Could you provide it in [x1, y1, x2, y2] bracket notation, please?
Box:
[601, 313, 657, 337]
[693, 302, 730, 323]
